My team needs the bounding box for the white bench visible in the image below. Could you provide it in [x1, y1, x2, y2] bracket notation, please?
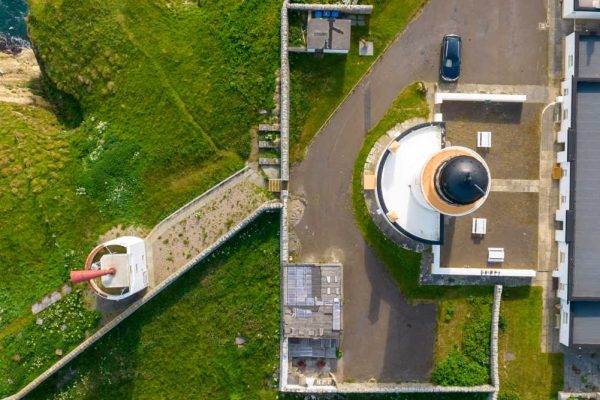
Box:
[488, 247, 505, 263]
[477, 131, 492, 148]
[472, 218, 487, 235]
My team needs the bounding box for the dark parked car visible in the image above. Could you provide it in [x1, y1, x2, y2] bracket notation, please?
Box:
[440, 34, 462, 82]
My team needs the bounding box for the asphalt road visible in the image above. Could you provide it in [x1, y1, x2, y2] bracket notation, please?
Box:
[291, 0, 548, 381]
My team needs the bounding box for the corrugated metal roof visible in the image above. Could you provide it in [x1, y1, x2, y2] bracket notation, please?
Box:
[572, 302, 600, 345]
[572, 82, 600, 298]
[578, 36, 600, 79]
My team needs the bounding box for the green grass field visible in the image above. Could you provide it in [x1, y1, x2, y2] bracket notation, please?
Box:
[351, 83, 563, 395]
[2, 0, 282, 395]
[499, 287, 563, 400]
[26, 213, 280, 400]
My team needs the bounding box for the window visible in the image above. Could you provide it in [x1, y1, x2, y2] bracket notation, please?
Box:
[559, 283, 565, 291]
[563, 109, 569, 120]
[563, 311, 569, 324]
[560, 251, 566, 264]
[561, 195, 568, 205]
[564, 88, 569, 96]
[569, 54, 574, 67]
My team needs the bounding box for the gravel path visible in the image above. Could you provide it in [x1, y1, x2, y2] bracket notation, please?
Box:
[146, 167, 269, 285]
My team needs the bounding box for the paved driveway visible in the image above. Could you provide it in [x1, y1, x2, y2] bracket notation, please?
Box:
[291, 0, 547, 381]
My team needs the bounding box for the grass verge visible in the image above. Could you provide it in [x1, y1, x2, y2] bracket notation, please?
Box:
[499, 287, 563, 400]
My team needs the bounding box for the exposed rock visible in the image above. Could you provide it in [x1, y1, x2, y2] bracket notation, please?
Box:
[235, 334, 246, 347]
[61, 284, 72, 296]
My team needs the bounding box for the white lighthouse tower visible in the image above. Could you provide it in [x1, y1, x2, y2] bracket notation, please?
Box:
[374, 122, 491, 244]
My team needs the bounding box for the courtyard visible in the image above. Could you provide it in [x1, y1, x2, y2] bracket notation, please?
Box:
[439, 101, 544, 271]
[292, 0, 548, 382]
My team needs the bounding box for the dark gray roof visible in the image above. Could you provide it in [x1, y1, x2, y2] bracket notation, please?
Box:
[572, 82, 600, 298]
[307, 18, 351, 51]
[578, 36, 600, 79]
[572, 302, 600, 345]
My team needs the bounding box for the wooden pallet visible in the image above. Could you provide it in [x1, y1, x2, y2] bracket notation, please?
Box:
[268, 179, 281, 192]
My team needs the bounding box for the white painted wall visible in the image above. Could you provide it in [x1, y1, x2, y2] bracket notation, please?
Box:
[434, 92, 527, 104]
[560, 299, 571, 346]
[555, 242, 570, 301]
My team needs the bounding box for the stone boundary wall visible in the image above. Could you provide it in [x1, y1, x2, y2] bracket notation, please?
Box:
[9, 202, 282, 400]
[338, 383, 495, 393]
[278, 190, 290, 391]
[146, 166, 250, 240]
[489, 284, 503, 400]
[287, 3, 374, 14]
[278, 0, 291, 390]
[283, 383, 495, 394]
[558, 392, 600, 399]
[280, 1, 290, 182]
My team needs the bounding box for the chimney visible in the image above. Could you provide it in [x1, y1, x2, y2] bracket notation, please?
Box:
[70, 268, 116, 285]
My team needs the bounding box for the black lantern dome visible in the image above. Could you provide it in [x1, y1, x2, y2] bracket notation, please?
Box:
[435, 155, 489, 205]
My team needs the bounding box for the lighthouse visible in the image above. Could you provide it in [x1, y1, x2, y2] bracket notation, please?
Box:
[374, 122, 491, 245]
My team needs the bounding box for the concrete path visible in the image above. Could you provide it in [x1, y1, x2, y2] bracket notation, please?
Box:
[291, 0, 548, 382]
[491, 179, 540, 193]
[536, 102, 561, 353]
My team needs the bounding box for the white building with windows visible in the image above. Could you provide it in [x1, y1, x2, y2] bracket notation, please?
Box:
[554, 33, 600, 348]
[563, 0, 600, 19]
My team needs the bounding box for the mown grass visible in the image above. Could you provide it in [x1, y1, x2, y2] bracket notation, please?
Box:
[351, 83, 562, 392]
[499, 287, 563, 400]
[27, 213, 280, 400]
[290, 0, 427, 161]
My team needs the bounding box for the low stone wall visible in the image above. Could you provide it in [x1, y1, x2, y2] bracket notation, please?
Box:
[10, 202, 282, 400]
[283, 382, 495, 394]
[337, 383, 495, 394]
[280, 2, 290, 182]
[558, 392, 600, 399]
[287, 3, 374, 14]
[490, 285, 503, 400]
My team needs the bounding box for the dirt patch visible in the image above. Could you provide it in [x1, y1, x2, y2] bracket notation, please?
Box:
[288, 196, 306, 226]
[98, 225, 149, 243]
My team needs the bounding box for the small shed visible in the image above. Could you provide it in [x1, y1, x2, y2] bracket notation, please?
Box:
[307, 18, 352, 54]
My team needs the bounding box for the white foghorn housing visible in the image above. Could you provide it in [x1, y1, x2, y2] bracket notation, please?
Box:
[85, 236, 148, 301]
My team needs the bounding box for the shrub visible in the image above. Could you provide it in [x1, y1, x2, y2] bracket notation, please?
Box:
[431, 351, 489, 386]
